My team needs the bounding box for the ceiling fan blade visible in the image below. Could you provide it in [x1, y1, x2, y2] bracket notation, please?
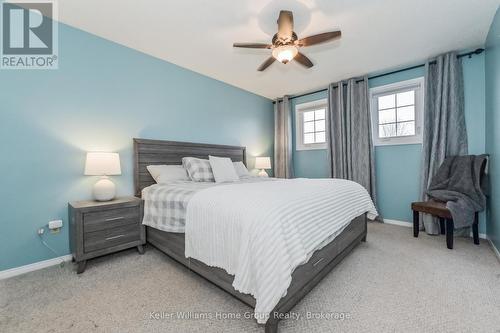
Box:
[257, 57, 276, 71]
[233, 43, 272, 49]
[277, 10, 294, 40]
[296, 31, 341, 47]
[294, 52, 313, 68]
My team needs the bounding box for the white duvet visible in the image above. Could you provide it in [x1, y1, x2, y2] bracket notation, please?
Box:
[184, 178, 377, 323]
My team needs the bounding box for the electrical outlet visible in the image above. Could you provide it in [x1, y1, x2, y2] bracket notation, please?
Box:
[48, 220, 63, 229]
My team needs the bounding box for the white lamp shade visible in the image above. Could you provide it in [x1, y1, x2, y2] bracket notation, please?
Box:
[84, 152, 121, 176]
[272, 45, 298, 63]
[255, 157, 271, 170]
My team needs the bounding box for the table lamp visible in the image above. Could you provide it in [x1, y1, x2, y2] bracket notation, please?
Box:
[84, 152, 121, 201]
[255, 157, 271, 177]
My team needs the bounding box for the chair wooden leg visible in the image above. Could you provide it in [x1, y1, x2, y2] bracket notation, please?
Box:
[439, 218, 445, 235]
[473, 213, 479, 245]
[446, 219, 454, 249]
[413, 210, 419, 238]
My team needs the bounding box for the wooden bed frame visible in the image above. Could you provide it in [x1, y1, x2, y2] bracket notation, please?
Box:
[133, 138, 367, 333]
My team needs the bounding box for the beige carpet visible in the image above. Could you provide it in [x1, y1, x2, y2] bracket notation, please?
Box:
[1, 223, 499, 333]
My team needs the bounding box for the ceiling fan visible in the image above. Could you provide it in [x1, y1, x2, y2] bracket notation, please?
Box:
[233, 10, 341, 71]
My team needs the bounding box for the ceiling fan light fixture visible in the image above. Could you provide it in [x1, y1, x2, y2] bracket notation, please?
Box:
[233, 10, 341, 70]
[272, 45, 298, 64]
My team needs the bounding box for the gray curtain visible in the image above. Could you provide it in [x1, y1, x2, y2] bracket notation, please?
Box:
[420, 52, 468, 234]
[327, 77, 376, 204]
[274, 96, 294, 178]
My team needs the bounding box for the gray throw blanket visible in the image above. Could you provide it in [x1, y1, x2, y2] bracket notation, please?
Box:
[427, 155, 488, 228]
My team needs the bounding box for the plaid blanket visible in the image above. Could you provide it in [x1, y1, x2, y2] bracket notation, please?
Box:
[142, 177, 273, 232]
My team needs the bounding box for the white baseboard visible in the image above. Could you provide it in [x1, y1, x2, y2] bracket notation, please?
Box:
[382, 218, 487, 239]
[0, 255, 72, 280]
[489, 239, 500, 263]
[383, 219, 413, 227]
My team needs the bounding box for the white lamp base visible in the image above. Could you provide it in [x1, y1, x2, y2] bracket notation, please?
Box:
[258, 169, 269, 177]
[93, 176, 116, 201]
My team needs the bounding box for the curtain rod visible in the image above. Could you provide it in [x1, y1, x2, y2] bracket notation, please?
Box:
[273, 48, 484, 104]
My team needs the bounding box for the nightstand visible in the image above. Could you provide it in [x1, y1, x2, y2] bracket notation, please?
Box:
[69, 196, 145, 274]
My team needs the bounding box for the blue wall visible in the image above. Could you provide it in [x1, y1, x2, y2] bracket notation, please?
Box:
[292, 55, 487, 232]
[485, 7, 500, 251]
[0, 24, 274, 271]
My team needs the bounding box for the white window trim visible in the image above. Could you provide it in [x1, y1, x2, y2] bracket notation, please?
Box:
[369, 77, 424, 146]
[295, 99, 328, 151]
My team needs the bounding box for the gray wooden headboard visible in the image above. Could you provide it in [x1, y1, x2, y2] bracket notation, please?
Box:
[133, 138, 246, 197]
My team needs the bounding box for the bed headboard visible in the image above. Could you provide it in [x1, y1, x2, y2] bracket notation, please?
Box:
[133, 138, 246, 197]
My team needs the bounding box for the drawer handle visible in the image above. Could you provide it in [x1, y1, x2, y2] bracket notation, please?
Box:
[105, 217, 124, 222]
[313, 258, 324, 267]
[105, 234, 125, 241]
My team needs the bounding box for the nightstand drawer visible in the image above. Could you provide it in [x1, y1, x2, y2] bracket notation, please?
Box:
[84, 224, 140, 252]
[83, 207, 139, 233]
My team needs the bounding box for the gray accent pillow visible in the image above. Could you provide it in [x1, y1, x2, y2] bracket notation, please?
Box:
[182, 157, 215, 182]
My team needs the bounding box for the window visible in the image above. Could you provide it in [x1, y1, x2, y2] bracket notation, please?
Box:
[295, 99, 328, 150]
[370, 77, 424, 146]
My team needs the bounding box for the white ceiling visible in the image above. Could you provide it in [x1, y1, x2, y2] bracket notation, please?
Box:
[57, 0, 499, 99]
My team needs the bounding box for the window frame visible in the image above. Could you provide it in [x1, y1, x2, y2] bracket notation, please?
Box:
[369, 77, 424, 146]
[295, 99, 328, 151]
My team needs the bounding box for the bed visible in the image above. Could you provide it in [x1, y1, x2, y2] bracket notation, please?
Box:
[133, 138, 376, 333]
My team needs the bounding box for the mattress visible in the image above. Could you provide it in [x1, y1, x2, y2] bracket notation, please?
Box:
[141, 176, 273, 232]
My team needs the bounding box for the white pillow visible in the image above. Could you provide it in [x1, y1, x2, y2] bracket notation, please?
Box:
[146, 165, 190, 184]
[209, 156, 239, 183]
[233, 161, 250, 178]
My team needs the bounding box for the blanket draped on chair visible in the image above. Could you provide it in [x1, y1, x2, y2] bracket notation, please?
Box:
[427, 155, 487, 228]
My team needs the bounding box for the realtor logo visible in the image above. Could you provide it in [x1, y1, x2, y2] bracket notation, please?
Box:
[1, 1, 58, 69]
